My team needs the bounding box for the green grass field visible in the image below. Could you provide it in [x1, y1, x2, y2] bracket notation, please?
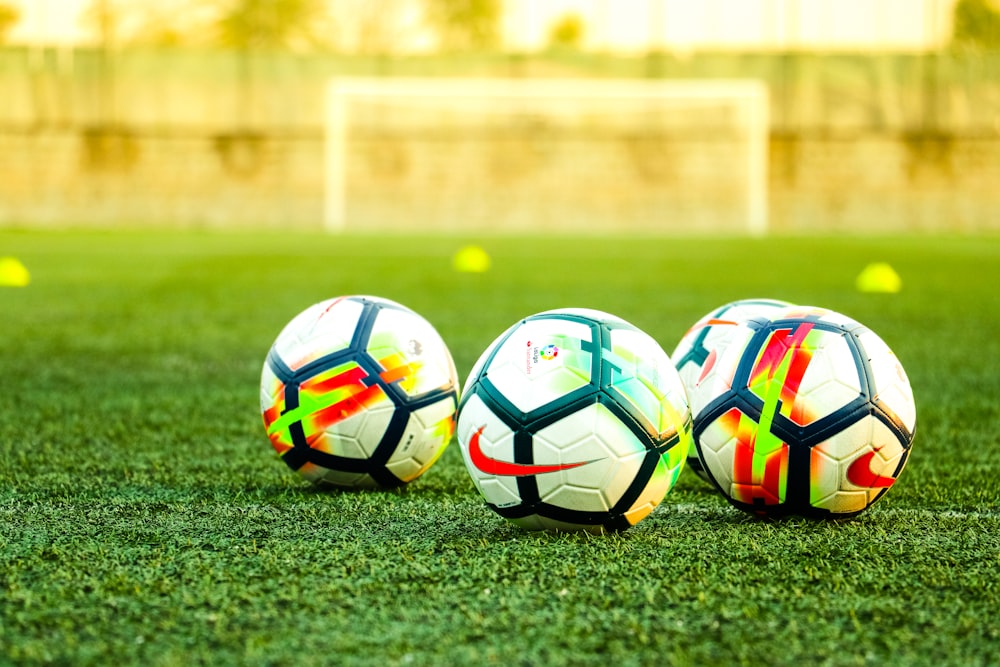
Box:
[1, 229, 998, 666]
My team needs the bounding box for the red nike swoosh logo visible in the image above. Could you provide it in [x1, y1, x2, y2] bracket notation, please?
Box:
[467, 426, 595, 477]
[846, 449, 897, 488]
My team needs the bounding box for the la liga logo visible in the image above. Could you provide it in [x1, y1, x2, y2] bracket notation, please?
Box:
[525, 341, 560, 374]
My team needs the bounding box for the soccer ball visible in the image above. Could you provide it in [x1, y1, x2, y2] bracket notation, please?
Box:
[692, 305, 916, 519]
[456, 308, 692, 533]
[260, 296, 460, 489]
[671, 298, 793, 481]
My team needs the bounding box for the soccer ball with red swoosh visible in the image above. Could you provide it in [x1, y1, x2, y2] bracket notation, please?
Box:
[456, 308, 693, 533]
[260, 296, 460, 488]
[693, 306, 916, 518]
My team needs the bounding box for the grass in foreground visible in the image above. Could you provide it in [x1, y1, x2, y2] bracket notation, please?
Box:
[1, 229, 998, 666]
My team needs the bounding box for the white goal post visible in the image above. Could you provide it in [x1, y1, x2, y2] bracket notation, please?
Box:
[325, 78, 769, 235]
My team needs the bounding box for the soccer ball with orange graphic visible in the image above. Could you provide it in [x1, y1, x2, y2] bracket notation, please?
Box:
[260, 296, 460, 489]
[670, 298, 793, 481]
[691, 305, 916, 519]
[456, 308, 692, 534]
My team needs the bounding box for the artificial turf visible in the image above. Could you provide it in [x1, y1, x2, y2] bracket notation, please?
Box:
[1, 229, 997, 666]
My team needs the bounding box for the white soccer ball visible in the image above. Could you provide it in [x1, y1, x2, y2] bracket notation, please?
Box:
[671, 298, 793, 480]
[456, 308, 692, 533]
[692, 305, 917, 518]
[260, 296, 459, 489]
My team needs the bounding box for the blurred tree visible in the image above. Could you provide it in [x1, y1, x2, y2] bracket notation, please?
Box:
[82, 0, 167, 46]
[88, 0, 117, 45]
[80, 0, 122, 126]
[331, 0, 413, 55]
[424, 0, 500, 51]
[83, 0, 334, 51]
[215, 0, 333, 51]
[952, 0, 1000, 50]
[0, 2, 19, 44]
[548, 13, 584, 50]
[119, 1, 215, 48]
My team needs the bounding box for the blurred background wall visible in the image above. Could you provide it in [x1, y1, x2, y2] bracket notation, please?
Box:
[0, 0, 998, 233]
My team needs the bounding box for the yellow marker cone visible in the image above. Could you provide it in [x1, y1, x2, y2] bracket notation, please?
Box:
[856, 262, 901, 293]
[0, 257, 30, 287]
[452, 245, 491, 273]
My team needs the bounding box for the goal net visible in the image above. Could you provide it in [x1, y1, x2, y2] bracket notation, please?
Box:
[325, 78, 769, 235]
